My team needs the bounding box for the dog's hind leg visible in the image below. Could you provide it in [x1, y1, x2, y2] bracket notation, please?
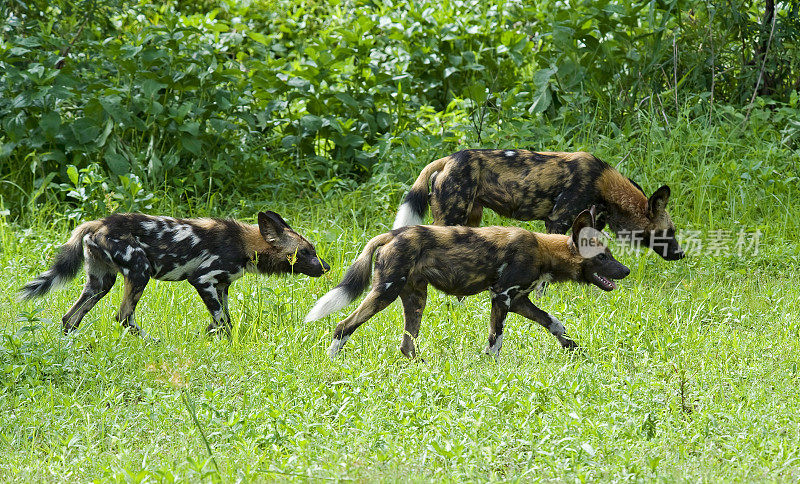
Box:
[99, 240, 154, 338]
[510, 295, 577, 349]
[62, 264, 116, 333]
[430, 159, 480, 226]
[62, 236, 121, 333]
[399, 282, 427, 358]
[116, 273, 151, 337]
[328, 281, 405, 358]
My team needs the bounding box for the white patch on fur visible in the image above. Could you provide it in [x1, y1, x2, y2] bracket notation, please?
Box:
[197, 255, 220, 270]
[121, 245, 135, 262]
[548, 315, 565, 336]
[141, 221, 158, 231]
[17, 269, 70, 301]
[157, 250, 211, 281]
[172, 224, 199, 245]
[486, 333, 504, 356]
[504, 150, 515, 157]
[496, 263, 507, 278]
[499, 285, 519, 296]
[160, 264, 189, 280]
[492, 285, 519, 307]
[198, 270, 225, 285]
[327, 334, 350, 358]
[161, 259, 198, 280]
[82, 234, 93, 257]
[393, 202, 423, 229]
[304, 287, 353, 322]
[49, 271, 69, 291]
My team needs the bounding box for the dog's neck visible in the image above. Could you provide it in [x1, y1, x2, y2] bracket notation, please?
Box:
[595, 170, 649, 233]
[534, 234, 582, 282]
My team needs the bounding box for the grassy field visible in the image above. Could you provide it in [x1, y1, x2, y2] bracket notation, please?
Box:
[2, 122, 800, 482]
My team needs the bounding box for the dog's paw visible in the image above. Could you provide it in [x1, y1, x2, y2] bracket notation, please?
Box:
[560, 337, 579, 350]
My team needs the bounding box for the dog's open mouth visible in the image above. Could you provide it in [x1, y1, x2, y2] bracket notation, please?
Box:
[591, 272, 617, 291]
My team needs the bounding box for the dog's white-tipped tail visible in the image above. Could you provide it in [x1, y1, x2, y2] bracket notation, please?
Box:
[304, 287, 354, 322]
[17, 271, 71, 301]
[392, 202, 423, 229]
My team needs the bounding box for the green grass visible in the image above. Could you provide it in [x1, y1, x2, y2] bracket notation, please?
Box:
[2, 115, 800, 481]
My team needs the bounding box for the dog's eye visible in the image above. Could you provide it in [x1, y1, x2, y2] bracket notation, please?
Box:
[597, 253, 607, 261]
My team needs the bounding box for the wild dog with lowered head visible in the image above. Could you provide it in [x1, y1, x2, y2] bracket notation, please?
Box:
[306, 208, 629, 358]
[393, 149, 684, 260]
[18, 211, 329, 337]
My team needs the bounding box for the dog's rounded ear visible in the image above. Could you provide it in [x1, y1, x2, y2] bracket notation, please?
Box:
[648, 185, 671, 219]
[263, 210, 292, 229]
[570, 209, 595, 249]
[258, 211, 285, 242]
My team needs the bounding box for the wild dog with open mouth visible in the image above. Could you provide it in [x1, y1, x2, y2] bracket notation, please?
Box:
[18, 211, 329, 337]
[306, 208, 629, 359]
[393, 149, 684, 260]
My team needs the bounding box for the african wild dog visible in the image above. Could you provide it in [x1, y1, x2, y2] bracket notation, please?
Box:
[306, 208, 630, 359]
[393, 149, 684, 260]
[18, 211, 329, 337]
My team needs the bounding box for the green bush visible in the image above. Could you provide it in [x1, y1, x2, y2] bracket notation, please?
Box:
[0, 0, 798, 218]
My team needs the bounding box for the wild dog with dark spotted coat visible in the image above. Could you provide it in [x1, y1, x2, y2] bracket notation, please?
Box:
[393, 149, 684, 260]
[18, 212, 329, 337]
[306, 208, 629, 358]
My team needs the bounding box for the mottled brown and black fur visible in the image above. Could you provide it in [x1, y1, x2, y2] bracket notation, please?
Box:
[306, 208, 629, 358]
[393, 149, 684, 260]
[18, 211, 329, 337]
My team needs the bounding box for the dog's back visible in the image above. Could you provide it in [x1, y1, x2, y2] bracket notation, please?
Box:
[395, 149, 611, 227]
[91, 214, 252, 281]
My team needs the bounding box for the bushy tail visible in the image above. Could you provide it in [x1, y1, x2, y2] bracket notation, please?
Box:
[17, 221, 99, 301]
[392, 156, 448, 229]
[304, 233, 394, 322]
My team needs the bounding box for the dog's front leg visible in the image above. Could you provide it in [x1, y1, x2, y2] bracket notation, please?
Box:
[399, 282, 427, 358]
[510, 295, 577, 349]
[216, 283, 231, 328]
[486, 287, 517, 356]
[189, 279, 229, 336]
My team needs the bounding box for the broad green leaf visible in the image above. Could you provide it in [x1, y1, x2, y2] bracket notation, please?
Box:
[39, 112, 61, 138]
[142, 79, 167, 98]
[248, 31, 270, 45]
[66, 165, 79, 185]
[72, 118, 101, 145]
[299, 115, 324, 133]
[100, 96, 130, 123]
[528, 86, 552, 114]
[179, 121, 200, 136]
[181, 135, 202, 155]
[105, 151, 130, 176]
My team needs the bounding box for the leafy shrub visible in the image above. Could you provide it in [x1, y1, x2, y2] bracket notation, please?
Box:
[0, 0, 797, 218]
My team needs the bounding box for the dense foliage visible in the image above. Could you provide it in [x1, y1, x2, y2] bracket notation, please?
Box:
[1, 0, 799, 217]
